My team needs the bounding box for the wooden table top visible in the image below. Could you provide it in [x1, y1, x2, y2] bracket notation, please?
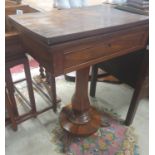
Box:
[5, 0, 20, 7]
[9, 4, 148, 45]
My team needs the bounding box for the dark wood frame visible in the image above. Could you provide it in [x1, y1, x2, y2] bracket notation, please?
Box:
[90, 49, 149, 125]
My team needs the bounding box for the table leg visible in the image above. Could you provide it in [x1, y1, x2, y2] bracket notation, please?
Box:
[5, 68, 19, 117]
[90, 65, 98, 97]
[5, 88, 17, 131]
[125, 50, 148, 126]
[60, 67, 101, 136]
[39, 65, 45, 79]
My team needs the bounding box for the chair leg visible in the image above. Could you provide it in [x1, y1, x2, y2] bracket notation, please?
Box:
[125, 86, 142, 126]
[46, 71, 57, 112]
[90, 65, 98, 97]
[23, 58, 37, 114]
[125, 51, 148, 126]
[5, 68, 19, 117]
[45, 69, 50, 84]
[39, 65, 45, 78]
[5, 88, 17, 131]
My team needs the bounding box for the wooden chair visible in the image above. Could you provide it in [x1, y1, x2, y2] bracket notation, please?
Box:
[5, 32, 37, 131]
[90, 49, 149, 126]
[5, 2, 60, 130]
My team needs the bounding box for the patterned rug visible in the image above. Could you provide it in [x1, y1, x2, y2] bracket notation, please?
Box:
[51, 109, 139, 155]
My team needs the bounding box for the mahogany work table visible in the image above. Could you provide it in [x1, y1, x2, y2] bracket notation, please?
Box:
[9, 5, 149, 136]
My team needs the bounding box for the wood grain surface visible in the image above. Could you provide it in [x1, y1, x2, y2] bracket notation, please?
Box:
[9, 4, 148, 45]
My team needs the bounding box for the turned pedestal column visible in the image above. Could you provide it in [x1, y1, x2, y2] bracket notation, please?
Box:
[60, 67, 101, 136]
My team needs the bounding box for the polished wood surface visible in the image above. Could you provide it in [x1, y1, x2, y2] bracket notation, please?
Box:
[10, 4, 149, 135]
[5, 2, 39, 60]
[60, 67, 101, 135]
[6, 0, 20, 7]
[9, 5, 148, 77]
[60, 105, 101, 136]
[10, 5, 148, 45]
[6, 2, 38, 32]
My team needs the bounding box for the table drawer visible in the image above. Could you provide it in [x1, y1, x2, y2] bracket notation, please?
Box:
[64, 26, 148, 72]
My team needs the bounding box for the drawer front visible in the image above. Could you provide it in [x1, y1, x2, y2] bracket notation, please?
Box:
[63, 25, 148, 72]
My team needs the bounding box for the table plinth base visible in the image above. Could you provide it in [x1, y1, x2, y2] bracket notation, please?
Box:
[59, 104, 101, 136]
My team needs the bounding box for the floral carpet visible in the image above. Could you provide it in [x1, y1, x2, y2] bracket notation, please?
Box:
[52, 109, 139, 155]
